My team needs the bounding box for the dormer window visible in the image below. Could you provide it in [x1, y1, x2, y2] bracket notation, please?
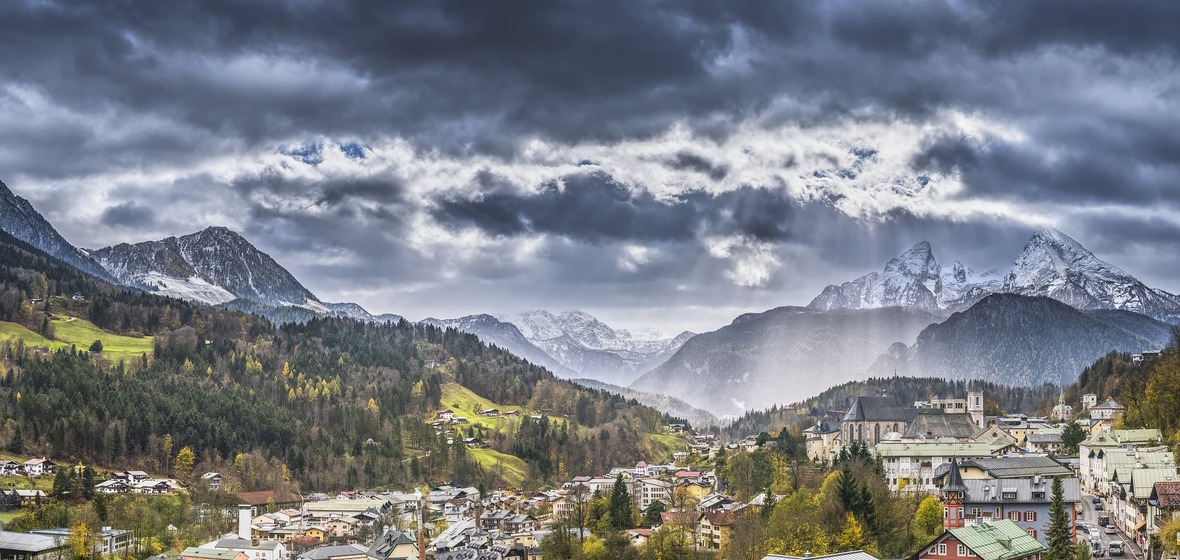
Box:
[1002, 490, 1017, 500]
[1031, 491, 1045, 499]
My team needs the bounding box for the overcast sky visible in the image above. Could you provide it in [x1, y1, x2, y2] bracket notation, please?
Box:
[3, 1, 1180, 333]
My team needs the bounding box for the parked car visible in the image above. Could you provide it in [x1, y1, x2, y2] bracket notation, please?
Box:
[1095, 502, 1105, 511]
[1108, 541, 1124, 556]
[1092, 496, 1102, 504]
[1098, 516, 1111, 526]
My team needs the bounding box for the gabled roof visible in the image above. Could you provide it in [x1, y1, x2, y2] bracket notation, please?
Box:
[1130, 469, 1179, 499]
[843, 397, 918, 423]
[905, 412, 980, 440]
[875, 441, 992, 458]
[947, 520, 1045, 560]
[1150, 481, 1180, 508]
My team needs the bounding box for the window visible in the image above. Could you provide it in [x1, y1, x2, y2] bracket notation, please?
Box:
[995, 507, 1002, 517]
[944, 507, 949, 518]
[971, 507, 982, 518]
[1009, 511, 1021, 521]
[1027, 528, 1036, 538]
[1025, 511, 1036, 522]
[958, 545, 967, 556]
[938, 544, 947, 555]
[1032, 491, 1045, 499]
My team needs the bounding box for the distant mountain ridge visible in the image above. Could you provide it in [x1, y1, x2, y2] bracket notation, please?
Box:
[630, 306, 943, 417]
[498, 310, 694, 385]
[420, 314, 577, 377]
[0, 180, 117, 282]
[809, 229, 1180, 323]
[868, 293, 1174, 386]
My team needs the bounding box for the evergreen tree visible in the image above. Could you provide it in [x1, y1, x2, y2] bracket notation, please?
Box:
[1062, 423, 1087, 455]
[1045, 477, 1074, 560]
[608, 474, 634, 530]
[8, 425, 22, 454]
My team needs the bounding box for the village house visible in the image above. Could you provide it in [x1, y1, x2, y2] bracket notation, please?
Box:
[764, 551, 880, 560]
[909, 519, 1046, 560]
[632, 478, 671, 511]
[1090, 400, 1126, 429]
[804, 421, 842, 462]
[1078, 429, 1163, 491]
[201, 472, 224, 491]
[696, 509, 738, 550]
[366, 528, 420, 560]
[20, 458, 54, 478]
[29, 526, 132, 556]
[955, 476, 1080, 544]
[1148, 481, 1180, 538]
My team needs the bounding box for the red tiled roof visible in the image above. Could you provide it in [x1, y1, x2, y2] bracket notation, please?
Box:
[237, 490, 300, 506]
[1153, 481, 1180, 508]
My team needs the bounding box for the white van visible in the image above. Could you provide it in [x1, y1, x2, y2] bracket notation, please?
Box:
[1108, 541, 1124, 556]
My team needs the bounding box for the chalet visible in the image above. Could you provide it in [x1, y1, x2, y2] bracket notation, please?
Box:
[202, 472, 225, 491]
[436, 409, 454, 422]
[21, 458, 55, 477]
[113, 470, 151, 482]
[478, 408, 500, 417]
[0, 460, 22, 476]
[134, 479, 177, 494]
[95, 479, 132, 494]
[1091, 400, 1125, 422]
[503, 410, 520, 418]
[910, 519, 1045, 560]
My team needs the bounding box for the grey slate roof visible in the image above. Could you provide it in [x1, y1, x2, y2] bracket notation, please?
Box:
[904, 412, 980, 439]
[1026, 433, 1063, 444]
[0, 531, 66, 553]
[843, 397, 920, 423]
[297, 545, 367, 560]
[961, 477, 1081, 503]
[960, 456, 1074, 479]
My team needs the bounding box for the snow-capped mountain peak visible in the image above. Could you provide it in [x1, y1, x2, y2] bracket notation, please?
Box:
[808, 241, 944, 312]
[809, 228, 1180, 322]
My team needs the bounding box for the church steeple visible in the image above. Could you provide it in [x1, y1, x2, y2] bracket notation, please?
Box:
[941, 457, 968, 529]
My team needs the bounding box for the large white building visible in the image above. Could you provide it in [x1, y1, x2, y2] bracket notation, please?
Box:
[876, 439, 993, 493]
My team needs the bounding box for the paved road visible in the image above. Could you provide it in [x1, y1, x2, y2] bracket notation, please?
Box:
[1078, 489, 1146, 559]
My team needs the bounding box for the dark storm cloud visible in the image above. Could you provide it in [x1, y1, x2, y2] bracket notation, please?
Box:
[2, 0, 1176, 156]
[432, 172, 794, 243]
[667, 152, 729, 181]
[913, 110, 1180, 207]
[99, 201, 154, 228]
[5, 0, 1180, 323]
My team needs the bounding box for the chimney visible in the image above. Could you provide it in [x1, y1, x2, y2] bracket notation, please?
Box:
[238, 504, 252, 540]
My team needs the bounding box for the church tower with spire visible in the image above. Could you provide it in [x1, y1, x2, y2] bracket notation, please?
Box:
[941, 457, 968, 530]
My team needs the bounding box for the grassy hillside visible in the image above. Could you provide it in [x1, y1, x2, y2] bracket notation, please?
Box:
[0, 313, 153, 363]
[439, 382, 525, 429]
[469, 448, 528, 488]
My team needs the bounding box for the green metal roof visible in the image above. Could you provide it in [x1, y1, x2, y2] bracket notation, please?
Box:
[875, 441, 993, 457]
[1081, 429, 1162, 448]
[949, 520, 1046, 560]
